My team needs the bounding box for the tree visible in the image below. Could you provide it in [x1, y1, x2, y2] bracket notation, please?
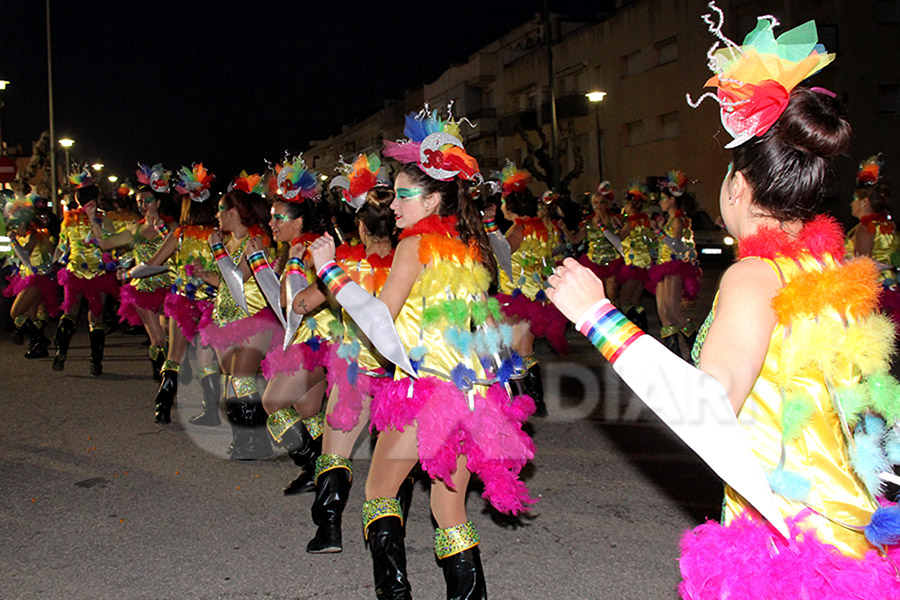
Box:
[517, 120, 584, 194]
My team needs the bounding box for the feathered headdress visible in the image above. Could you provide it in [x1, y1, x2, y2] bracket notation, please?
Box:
[228, 171, 267, 196]
[272, 154, 321, 203]
[175, 163, 215, 203]
[540, 190, 559, 206]
[4, 195, 35, 229]
[597, 180, 615, 201]
[330, 153, 388, 211]
[686, 1, 836, 148]
[497, 160, 531, 197]
[857, 154, 883, 187]
[663, 170, 689, 197]
[135, 162, 171, 193]
[69, 166, 95, 189]
[117, 183, 132, 199]
[626, 179, 649, 202]
[383, 103, 481, 183]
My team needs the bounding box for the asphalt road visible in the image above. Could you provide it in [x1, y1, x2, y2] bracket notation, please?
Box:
[0, 270, 724, 599]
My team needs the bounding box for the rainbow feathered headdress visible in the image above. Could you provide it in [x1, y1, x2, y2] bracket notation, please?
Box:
[497, 160, 531, 197]
[857, 154, 883, 187]
[175, 163, 215, 203]
[330, 152, 389, 211]
[69, 166, 95, 189]
[228, 171, 267, 196]
[687, 1, 835, 148]
[4, 194, 35, 229]
[626, 179, 648, 202]
[597, 181, 615, 201]
[272, 154, 321, 203]
[136, 162, 171, 194]
[663, 169, 689, 197]
[383, 103, 482, 183]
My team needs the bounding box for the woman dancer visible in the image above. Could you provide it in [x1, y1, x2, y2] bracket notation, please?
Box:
[549, 8, 900, 597]
[4, 194, 59, 358]
[566, 182, 622, 304]
[846, 155, 899, 280]
[196, 178, 279, 459]
[615, 181, 654, 329]
[88, 163, 175, 380]
[311, 107, 535, 599]
[140, 164, 219, 424]
[649, 170, 701, 359]
[256, 157, 337, 491]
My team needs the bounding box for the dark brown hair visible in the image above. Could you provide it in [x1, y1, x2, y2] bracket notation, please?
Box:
[503, 189, 538, 217]
[276, 196, 333, 235]
[732, 86, 851, 223]
[399, 163, 496, 276]
[356, 187, 395, 239]
[179, 194, 218, 226]
[856, 181, 892, 214]
[220, 189, 271, 234]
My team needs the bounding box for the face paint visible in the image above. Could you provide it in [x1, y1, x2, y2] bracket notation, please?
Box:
[396, 187, 422, 201]
[271, 213, 291, 222]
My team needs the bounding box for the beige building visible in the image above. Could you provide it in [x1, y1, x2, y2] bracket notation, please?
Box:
[306, 0, 900, 217]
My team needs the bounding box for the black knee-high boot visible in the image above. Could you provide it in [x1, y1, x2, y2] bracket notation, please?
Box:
[435, 521, 487, 600]
[53, 315, 76, 371]
[279, 412, 323, 495]
[22, 318, 50, 359]
[306, 456, 352, 554]
[154, 361, 179, 423]
[226, 389, 272, 461]
[189, 369, 222, 426]
[149, 345, 166, 382]
[89, 327, 106, 376]
[521, 360, 546, 417]
[364, 499, 412, 600]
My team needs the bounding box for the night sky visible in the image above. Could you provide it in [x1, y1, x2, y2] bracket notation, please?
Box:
[1, 1, 601, 187]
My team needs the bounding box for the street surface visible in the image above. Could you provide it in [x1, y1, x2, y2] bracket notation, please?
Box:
[1, 268, 724, 599]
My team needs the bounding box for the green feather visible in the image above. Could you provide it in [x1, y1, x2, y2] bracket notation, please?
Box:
[867, 372, 900, 422]
[782, 390, 816, 442]
[836, 382, 871, 428]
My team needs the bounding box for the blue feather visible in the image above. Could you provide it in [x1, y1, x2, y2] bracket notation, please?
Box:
[499, 324, 514, 347]
[767, 467, 811, 502]
[347, 362, 359, 385]
[884, 427, 900, 465]
[850, 421, 889, 497]
[451, 364, 477, 391]
[866, 505, 900, 546]
[409, 345, 427, 361]
[305, 317, 318, 331]
[404, 113, 427, 142]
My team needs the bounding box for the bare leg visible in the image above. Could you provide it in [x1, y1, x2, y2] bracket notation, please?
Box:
[322, 384, 372, 457]
[135, 306, 167, 348]
[430, 454, 472, 528]
[365, 425, 419, 501]
[10, 286, 41, 320]
[262, 366, 326, 417]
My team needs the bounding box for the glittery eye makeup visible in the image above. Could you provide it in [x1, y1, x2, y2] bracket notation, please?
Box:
[396, 187, 421, 200]
[271, 213, 291, 222]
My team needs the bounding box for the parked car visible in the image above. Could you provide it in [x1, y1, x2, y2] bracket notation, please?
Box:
[691, 210, 735, 266]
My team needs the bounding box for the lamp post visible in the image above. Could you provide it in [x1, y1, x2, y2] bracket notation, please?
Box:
[0, 80, 9, 156]
[585, 91, 607, 182]
[58, 137, 74, 174]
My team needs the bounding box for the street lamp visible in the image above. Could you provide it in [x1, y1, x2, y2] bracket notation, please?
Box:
[58, 138, 74, 175]
[92, 162, 104, 172]
[585, 90, 608, 181]
[107, 175, 118, 183]
[0, 80, 9, 156]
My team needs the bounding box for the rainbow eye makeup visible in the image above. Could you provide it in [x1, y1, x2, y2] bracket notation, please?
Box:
[396, 187, 421, 200]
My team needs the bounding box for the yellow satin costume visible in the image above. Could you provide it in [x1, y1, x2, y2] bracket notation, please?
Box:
[498, 217, 554, 301]
[212, 236, 270, 326]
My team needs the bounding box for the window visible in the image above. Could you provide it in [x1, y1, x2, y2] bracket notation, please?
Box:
[622, 50, 642, 77]
[660, 112, 679, 139]
[625, 119, 645, 146]
[878, 85, 900, 114]
[656, 37, 677, 65]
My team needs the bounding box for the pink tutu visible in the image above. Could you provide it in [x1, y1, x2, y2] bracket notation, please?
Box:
[576, 255, 623, 282]
[325, 346, 389, 432]
[118, 284, 168, 326]
[199, 307, 282, 352]
[616, 263, 654, 293]
[370, 376, 537, 515]
[163, 293, 213, 342]
[648, 260, 702, 300]
[58, 269, 120, 317]
[260, 337, 331, 379]
[495, 292, 569, 354]
[679, 510, 900, 599]
[4, 271, 61, 318]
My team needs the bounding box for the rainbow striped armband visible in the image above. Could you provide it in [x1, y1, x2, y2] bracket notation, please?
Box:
[483, 218, 499, 234]
[210, 242, 228, 262]
[285, 256, 305, 277]
[247, 251, 269, 275]
[317, 261, 352, 296]
[155, 221, 171, 237]
[575, 300, 644, 365]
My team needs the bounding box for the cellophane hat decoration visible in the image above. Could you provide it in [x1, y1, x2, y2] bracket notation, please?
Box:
[626, 179, 649, 202]
[330, 152, 387, 211]
[383, 102, 482, 183]
[857, 154, 883, 187]
[272, 154, 321, 202]
[497, 160, 531, 197]
[686, 1, 835, 148]
[540, 190, 559, 206]
[228, 171, 267, 196]
[136, 162, 171, 194]
[69, 166, 95, 189]
[597, 181, 615, 201]
[4, 194, 35, 229]
[175, 163, 215, 203]
[663, 169, 689, 197]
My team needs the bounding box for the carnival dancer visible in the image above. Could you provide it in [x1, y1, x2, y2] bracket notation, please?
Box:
[486, 161, 567, 418]
[88, 163, 176, 380]
[846, 155, 899, 285]
[564, 181, 623, 304]
[3, 193, 60, 358]
[52, 168, 121, 375]
[649, 170, 701, 359]
[305, 153, 406, 554]
[311, 106, 535, 599]
[615, 180, 654, 329]
[196, 177, 279, 459]
[548, 6, 900, 597]
[256, 156, 337, 489]
[139, 164, 219, 424]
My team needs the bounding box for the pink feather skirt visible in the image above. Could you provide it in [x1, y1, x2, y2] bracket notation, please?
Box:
[199, 307, 283, 352]
[325, 346, 390, 432]
[648, 260, 702, 300]
[370, 376, 537, 515]
[58, 269, 120, 317]
[118, 284, 168, 326]
[260, 337, 331, 379]
[163, 293, 213, 343]
[616, 263, 654, 293]
[679, 510, 900, 599]
[4, 271, 61, 318]
[576, 255, 623, 282]
[495, 292, 569, 355]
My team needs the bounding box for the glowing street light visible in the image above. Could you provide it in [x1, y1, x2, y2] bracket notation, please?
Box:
[92, 163, 104, 171]
[107, 175, 118, 183]
[585, 91, 608, 180]
[58, 138, 75, 179]
[585, 91, 607, 103]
